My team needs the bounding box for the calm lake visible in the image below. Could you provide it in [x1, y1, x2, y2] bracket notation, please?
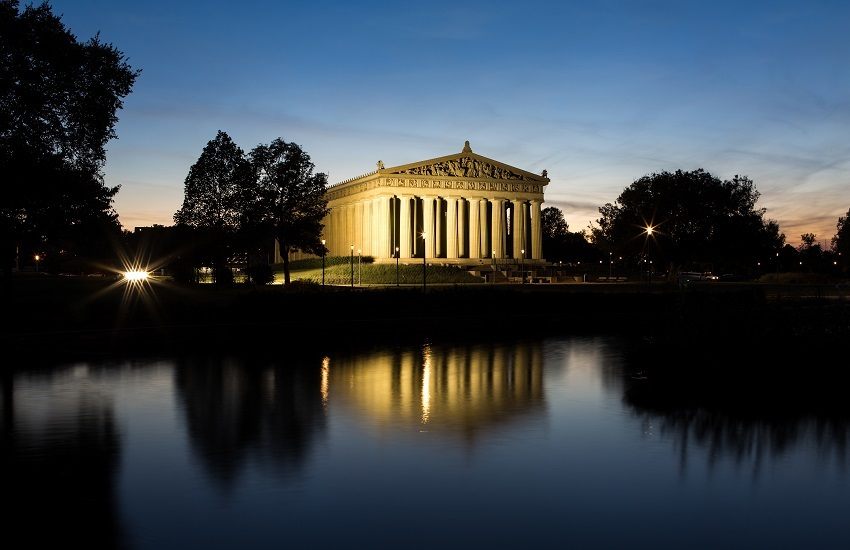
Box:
[4, 336, 849, 549]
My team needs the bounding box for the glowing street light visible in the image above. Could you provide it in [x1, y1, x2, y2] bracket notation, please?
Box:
[34, 254, 40, 273]
[321, 239, 326, 286]
[492, 249, 496, 284]
[395, 246, 400, 287]
[123, 270, 150, 282]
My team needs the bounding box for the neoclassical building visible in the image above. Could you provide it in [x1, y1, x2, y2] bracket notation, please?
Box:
[323, 141, 548, 263]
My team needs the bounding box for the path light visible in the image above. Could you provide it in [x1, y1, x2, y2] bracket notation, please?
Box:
[395, 246, 400, 287]
[34, 254, 40, 272]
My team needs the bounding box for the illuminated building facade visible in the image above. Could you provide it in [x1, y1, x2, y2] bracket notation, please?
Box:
[322, 141, 549, 263]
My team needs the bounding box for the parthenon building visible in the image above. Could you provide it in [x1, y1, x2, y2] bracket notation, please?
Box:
[323, 141, 548, 263]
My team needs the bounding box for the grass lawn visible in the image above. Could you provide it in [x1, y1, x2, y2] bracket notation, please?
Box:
[280, 262, 484, 285]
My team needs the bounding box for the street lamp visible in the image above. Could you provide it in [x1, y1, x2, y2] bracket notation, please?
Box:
[520, 249, 525, 284]
[321, 239, 326, 286]
[34, 254, 40, 273]
[350, 244, 354, 288]
[395, 246, 400, 287]
[358, 249, 362, 286]
[421, 232, 427, 292]
[492, 249, 496, 284]
[609, 251, 613, 279]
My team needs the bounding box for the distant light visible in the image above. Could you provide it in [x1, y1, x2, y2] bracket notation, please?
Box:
[123, 270, 150, 282]
[321, 239, 326, 245]
[646, 226, 654, 236]
[34, 254, 40, 261]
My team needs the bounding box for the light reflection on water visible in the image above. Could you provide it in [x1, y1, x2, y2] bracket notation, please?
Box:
[2, 337, 850, 549]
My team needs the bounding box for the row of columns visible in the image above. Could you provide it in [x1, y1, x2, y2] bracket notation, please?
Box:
[326, 196, 543, 260]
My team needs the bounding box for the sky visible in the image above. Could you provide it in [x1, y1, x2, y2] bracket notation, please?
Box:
[50, 0, 850, 245]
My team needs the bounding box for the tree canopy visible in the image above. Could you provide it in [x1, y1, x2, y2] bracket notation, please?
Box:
[174, 131, 250, 231]
[173, 135, 329, 284]
[0, 0, 139, 272]
[247, 139, 328, 284]
[833, 210, 850, 255]
[541, 206, 598, 263]
[591, 169, 783, 273]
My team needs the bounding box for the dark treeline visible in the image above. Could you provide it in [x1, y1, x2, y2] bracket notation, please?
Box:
[166, 131, 328, 285]
[0, 1, 138, 276]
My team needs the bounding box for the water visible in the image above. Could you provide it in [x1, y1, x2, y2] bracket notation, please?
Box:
[3, 337, 849, 549]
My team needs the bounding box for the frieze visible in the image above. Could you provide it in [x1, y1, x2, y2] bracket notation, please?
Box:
[327, 177, 544, 201]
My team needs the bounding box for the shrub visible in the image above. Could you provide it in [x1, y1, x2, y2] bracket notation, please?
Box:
[214, 267, 234, 286]
[248, 263, 274, 285]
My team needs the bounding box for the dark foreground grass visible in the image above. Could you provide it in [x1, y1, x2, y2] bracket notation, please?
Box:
[3, 275, 849, 361]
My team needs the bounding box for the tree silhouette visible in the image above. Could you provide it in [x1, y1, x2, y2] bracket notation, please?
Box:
[247, 140, 328, 284]
[174, 131, 251, 281]
[0, 0, 138, 273]
[592, 169, 783, 274]
[832, 208, 850, 271]
[541, 206, 598, 262]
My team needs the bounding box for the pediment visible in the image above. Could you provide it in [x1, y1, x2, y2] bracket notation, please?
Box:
[383, 146, 548, 183]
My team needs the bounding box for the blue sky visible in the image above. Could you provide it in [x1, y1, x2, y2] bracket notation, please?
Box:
[51, 0, 850, 244]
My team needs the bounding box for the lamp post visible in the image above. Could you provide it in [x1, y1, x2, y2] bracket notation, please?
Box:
[34, 254, 40, 273]
[421, 232, 427, 292]
[520, 249, 525, 284]
[609, 251, 613, 280]
[492, 249, 496, 284]
[350, 245, 354, 288]
[321, 239, 326, 286]
[395, 246, 400, 287]
[358, 249, 362, 286]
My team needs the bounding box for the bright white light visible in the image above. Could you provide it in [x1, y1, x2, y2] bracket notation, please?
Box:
[123, 270, 150, 282]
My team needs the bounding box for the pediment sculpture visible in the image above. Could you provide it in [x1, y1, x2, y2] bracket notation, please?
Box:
[400, 156, 525, 180]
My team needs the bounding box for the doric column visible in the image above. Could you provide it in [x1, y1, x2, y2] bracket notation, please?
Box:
[355, 201, 363, 253]
[346, 204, 355, 251]
[399, 195, 412, 258]
[371, 197, 382, 258]
[446, 197, 458, 259]
[512, 199, 525, 259]
[492, 199, 505, 258]
[457, 199, 466, 257]
[479, 198, 489, 258]
[362, 200, 372, 257]
[435, 198, 443, 258]
[423, 196, 435, 258]
[469, 198, 480, 259]
[380, 196, 391, 258]
[530, 199, 542, 259]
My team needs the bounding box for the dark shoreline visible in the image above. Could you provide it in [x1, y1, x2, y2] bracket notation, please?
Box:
[3, 277, 849, 364]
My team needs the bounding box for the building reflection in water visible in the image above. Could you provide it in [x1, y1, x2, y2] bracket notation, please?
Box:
[175, 357, 326, 488]
[0, 366, 124, 547]
[326, 340, 545, 440]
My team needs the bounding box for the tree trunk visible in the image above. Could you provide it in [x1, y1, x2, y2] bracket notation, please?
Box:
[280, 235, 291, 285]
